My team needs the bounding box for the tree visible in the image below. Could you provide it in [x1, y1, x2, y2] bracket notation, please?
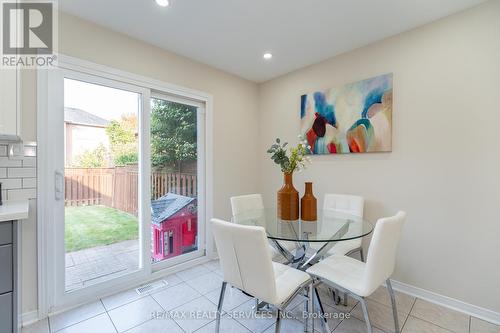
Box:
[151, 99, 197, 170]
[106, 114, 138, 166]
[74, 143, 107, 168]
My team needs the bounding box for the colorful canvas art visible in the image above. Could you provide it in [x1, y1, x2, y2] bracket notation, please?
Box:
[300, 73, 393, 154]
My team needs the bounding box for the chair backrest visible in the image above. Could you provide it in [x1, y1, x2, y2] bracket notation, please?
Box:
[323, 194, 364, 217]
[211, 218, 278, 304]
[362, 211, 406, 295]
[323, 194, 364, 248]
[230, 194, 264, 215]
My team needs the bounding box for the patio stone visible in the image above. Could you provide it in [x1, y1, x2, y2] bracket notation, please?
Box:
[65, 239, 140, 291]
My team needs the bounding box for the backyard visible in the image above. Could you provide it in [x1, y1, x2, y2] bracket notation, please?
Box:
[65, 205, 138, 252]
[62, 94, 198, 291]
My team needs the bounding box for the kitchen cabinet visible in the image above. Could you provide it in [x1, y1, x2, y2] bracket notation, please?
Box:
[0, 68, 21, 140]
[0, 201, 29, 333]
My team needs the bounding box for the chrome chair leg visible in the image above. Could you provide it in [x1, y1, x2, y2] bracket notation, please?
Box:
[304, 286, 309, 332]
[314, 288, 330, 333]
[360, 297, 373, 333]
[308, 284, 314, 333]
[275, 309, 282, 333]
[216, 282, 227, 333]
[331, 288, 341, 305]
[386, 279, 400, 333]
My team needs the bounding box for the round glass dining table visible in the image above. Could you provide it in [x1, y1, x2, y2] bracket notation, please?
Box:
[231, 208, 374, 269]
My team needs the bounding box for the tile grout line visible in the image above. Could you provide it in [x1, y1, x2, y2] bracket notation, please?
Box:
[407, 308, 459, 333]
[410, 297, 474, 333]
[400, 296, 418, 332]
[48, 303, 107, 333]
[106, 295, 173, 333]
[355, 297, 405, 332]
[232, 299, 275, 333]
[347, 293, 416, 333]
[102, 293, 148, 312]
[150, 284, 205, 312]
[101, 299, 119, 333]
[149, 288, 188, 333]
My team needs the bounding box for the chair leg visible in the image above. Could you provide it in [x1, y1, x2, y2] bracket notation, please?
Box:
[343, 292, 348, 306]
[331, 288, 341, 305]
[308, 284, 314, 333]
[275, 309, 282, 333]
[215, 282, 227, 333]
[359, 247, 365, 262]
[386, 279, 400, 333]
[360, 297, 373, 333]
[304, 286, 309, 332]
[314, 288, 331, 333]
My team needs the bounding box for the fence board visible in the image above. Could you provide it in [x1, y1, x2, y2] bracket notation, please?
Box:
[64, 167, 197, 216]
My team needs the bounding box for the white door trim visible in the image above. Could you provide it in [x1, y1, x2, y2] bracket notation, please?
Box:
[37, 55, 214, 316]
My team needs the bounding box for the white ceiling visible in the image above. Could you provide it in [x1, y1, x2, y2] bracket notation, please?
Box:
[60, 0, 485, 82]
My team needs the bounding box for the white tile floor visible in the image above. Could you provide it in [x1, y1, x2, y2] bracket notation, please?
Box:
[23, 260, 500, 333]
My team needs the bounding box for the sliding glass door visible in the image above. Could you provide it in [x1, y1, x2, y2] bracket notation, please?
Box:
[42, 63, 207, 310]
[63, 77, 143, 292]
[149, 94, 205, 270]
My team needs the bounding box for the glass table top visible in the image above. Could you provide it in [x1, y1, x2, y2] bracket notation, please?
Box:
[231, 208, 374, 242]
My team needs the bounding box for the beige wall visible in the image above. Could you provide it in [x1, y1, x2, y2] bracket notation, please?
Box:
[258, 1, 500, 313]
[20, 12, 260, 313]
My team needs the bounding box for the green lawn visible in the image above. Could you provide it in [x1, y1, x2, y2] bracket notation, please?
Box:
[65, 205, 138, 252]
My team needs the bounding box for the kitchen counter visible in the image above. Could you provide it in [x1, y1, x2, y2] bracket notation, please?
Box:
[0, 200, 27, 333]
[0, 201, 29, 222]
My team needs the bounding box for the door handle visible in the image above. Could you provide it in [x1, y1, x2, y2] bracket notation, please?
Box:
[55, 170, 64, 201]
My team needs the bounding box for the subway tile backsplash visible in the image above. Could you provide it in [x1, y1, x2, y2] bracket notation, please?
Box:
[0, 143, 37, 201]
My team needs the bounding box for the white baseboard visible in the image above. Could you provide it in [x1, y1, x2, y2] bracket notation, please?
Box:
[390, 280, 500, 326]
[20, 310, 39, 327]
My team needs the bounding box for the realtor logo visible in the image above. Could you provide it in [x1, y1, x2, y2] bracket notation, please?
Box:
[1, 0, 58, 68]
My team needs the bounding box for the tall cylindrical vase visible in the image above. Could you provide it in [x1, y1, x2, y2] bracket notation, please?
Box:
[277, 173, 299, 221]
[301, 182, 317, 221]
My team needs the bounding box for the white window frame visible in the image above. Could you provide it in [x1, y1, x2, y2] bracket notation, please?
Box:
[37, 55, 214, 317]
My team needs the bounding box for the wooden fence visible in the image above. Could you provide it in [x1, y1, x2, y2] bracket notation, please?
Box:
[64, 166, 197, 216]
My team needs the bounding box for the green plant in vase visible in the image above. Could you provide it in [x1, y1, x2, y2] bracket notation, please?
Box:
[267, 136, 311, 220]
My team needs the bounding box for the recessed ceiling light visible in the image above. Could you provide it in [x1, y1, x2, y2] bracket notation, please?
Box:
[155, 0, 170, 7]
[263, 52, 273, 60]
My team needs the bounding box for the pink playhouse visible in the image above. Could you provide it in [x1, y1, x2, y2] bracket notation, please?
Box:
[151, 193, 198, 261]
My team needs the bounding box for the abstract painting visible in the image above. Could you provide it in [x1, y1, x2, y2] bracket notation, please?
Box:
[300, 73, 393, 154]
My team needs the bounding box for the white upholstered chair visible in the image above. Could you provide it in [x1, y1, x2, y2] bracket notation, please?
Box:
[309, 194, 365, 306]
[306, 211, 406, 333]
[211, 218, 312, 333]
[230, 194, 297, 261]
[322, 193, 365, 259]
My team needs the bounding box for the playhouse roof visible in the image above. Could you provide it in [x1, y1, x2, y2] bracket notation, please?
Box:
[151, 193, 196, 225]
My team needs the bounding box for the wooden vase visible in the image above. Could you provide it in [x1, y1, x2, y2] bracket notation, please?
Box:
[301, 182, 317, 221]
[277, 173, 299, 221]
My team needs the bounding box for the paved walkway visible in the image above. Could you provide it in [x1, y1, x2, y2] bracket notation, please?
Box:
[65, 239, 139, 291]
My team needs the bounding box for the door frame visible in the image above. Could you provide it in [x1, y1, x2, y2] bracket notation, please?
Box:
[37, 55, 214, 317]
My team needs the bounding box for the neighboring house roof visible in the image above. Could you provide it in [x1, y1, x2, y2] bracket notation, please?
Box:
[151, 193, 196, 225]
[64, 107, 110, 127]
